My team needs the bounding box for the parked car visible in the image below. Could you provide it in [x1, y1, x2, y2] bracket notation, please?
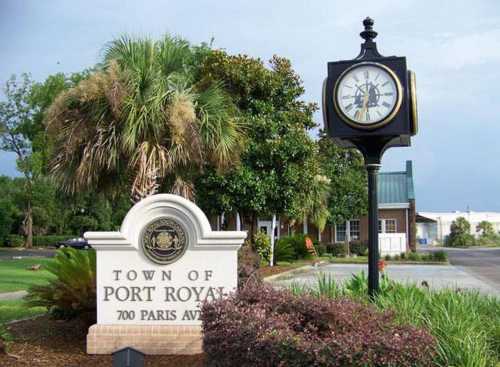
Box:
[56, 237, 90, 250]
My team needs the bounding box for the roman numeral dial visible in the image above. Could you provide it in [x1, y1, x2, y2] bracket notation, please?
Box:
[334, 62, 402, 127]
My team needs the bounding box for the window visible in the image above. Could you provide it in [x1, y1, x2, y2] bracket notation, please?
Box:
[385, 219, 397, 233]
[336, 220, 359, 242]
[379, 219, 397, 233]
[335, 222, 346, 242]
[349, 220, 360, 240]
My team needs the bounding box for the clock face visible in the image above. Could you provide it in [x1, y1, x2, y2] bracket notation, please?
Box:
[335, 63, 401, 127]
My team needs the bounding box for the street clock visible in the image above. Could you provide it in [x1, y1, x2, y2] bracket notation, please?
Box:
[322, 17, 419, 297]
[323, 17, 417, 148]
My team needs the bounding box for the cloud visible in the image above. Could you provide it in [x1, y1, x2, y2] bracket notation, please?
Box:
[432, 29, 500, 70]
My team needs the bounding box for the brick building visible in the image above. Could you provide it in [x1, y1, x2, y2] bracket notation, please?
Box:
[211, 160, 416, 252]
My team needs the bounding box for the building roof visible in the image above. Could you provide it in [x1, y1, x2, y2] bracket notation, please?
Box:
[418, 211, 500, 224]
[378, 160, 415, 205]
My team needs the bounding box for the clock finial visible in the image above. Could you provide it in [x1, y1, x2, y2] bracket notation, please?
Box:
[356, 16, 382, 59]
[360, 17, 377, 42]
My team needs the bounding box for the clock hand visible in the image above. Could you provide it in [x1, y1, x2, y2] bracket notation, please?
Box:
[355, 84, 367, 96]
[355, 93, 370, 121]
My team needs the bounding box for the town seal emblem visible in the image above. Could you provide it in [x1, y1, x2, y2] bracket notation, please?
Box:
[140, 217, 188, 265]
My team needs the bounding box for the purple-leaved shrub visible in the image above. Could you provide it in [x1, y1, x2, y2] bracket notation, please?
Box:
[201, 282, 436, 367]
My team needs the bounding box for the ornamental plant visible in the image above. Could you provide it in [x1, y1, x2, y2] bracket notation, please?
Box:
[201, 281, 436, 367]
[25, 247, 96, 323]
[252, 231, 271, 263]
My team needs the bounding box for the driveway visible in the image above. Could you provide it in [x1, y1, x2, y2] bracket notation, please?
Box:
[0, 248, 56, 260]
[419, 247, 500, 293]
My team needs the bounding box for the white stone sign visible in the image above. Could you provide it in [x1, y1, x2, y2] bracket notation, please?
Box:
[84, 194, 246, 354]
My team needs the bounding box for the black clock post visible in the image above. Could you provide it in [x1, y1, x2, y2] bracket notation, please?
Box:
[323, 18, 418, 298]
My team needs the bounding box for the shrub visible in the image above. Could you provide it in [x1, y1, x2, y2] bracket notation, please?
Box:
[253, 232, 271, 262]
[5, 234, 24, 247]
[273, 238, 296, 264]
[277, 234, 309, 259]
[201, 282, 436, 367]
[293, 273, 500, 367]
[314, 241, 327, 256]
[384, 254, 392, 261]
[431, 250, 448, 262]
[476, 232, 500, 247]
[32, 235, 74, 247]
[408, 251, 421, 261]
[0, 201, 16, 245]
[238, 241, 261, 287]
[25, 248, 96, 324]
[327, 243, 348, 257]
[349, 240, 368, 256]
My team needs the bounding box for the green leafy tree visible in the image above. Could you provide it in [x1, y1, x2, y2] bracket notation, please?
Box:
[46, 36, 243, 202]
[0, 74, 37, 247]
[447, 217, 474, 247]
[317, 132, 367, 226]
[0, 72, 89, 245]
[476, 220, 500, 246]
[196, 51, 323, 232]
[476, 221, 494, 237]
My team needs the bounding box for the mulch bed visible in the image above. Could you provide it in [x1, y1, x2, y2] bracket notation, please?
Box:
[0, 315, 204, 367]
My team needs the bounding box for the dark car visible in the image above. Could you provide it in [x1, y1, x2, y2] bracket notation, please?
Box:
[57, 237, 90, 250]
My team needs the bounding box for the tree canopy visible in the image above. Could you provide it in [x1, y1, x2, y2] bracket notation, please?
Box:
[45, 36, 243, 202]
[0, 35, 369, 246]
[195, 51, 333, 229]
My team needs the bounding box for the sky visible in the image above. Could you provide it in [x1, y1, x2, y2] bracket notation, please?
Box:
[1, 0, 499, 212]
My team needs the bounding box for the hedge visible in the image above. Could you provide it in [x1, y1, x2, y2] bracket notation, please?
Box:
[4, 234, 24, 247]
[201, 282, 436, 367]
[2, 234, 77, 247]
[33, 235, 74, 247]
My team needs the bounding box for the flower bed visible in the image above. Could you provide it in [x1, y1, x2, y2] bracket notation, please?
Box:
[201, 282, 436, 367]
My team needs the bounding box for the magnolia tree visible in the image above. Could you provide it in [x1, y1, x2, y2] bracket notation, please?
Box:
[195, 51, 325, 233]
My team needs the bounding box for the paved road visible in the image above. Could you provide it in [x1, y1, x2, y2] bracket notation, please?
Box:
[419, 247, 500, 293]
[0, 248, 56, 260]
[268, 262, 499, 295]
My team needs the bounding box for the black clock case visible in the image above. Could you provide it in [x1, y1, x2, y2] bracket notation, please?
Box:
[324, 56, 411, 140]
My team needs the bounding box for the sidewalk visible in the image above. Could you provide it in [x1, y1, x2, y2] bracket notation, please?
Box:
[0, 290, 28, 301]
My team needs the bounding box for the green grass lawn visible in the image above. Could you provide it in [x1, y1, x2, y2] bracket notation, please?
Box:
[0, 258, 54, 293]
[0, 299, 46, 324]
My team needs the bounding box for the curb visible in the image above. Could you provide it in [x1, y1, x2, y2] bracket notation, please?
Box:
[264, 261, 329, 282]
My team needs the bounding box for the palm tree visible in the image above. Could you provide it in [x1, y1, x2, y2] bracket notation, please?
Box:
[302, 174, 331, 232]
[46, 35, 242, 202]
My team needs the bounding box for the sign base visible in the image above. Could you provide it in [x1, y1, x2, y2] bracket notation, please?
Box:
[87, 324, 202, 355]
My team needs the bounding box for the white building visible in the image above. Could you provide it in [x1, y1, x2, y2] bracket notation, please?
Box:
[416, 211, 500, 245]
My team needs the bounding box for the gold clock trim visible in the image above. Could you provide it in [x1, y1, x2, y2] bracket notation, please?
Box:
[409, 70, 418, 135]
[333, 62, 403, 130]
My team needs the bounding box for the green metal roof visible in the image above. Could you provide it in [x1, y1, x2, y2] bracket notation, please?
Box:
[378, 161, 415, 204]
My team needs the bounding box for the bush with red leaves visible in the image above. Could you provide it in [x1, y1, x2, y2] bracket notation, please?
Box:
[201, 282, 435, 367]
